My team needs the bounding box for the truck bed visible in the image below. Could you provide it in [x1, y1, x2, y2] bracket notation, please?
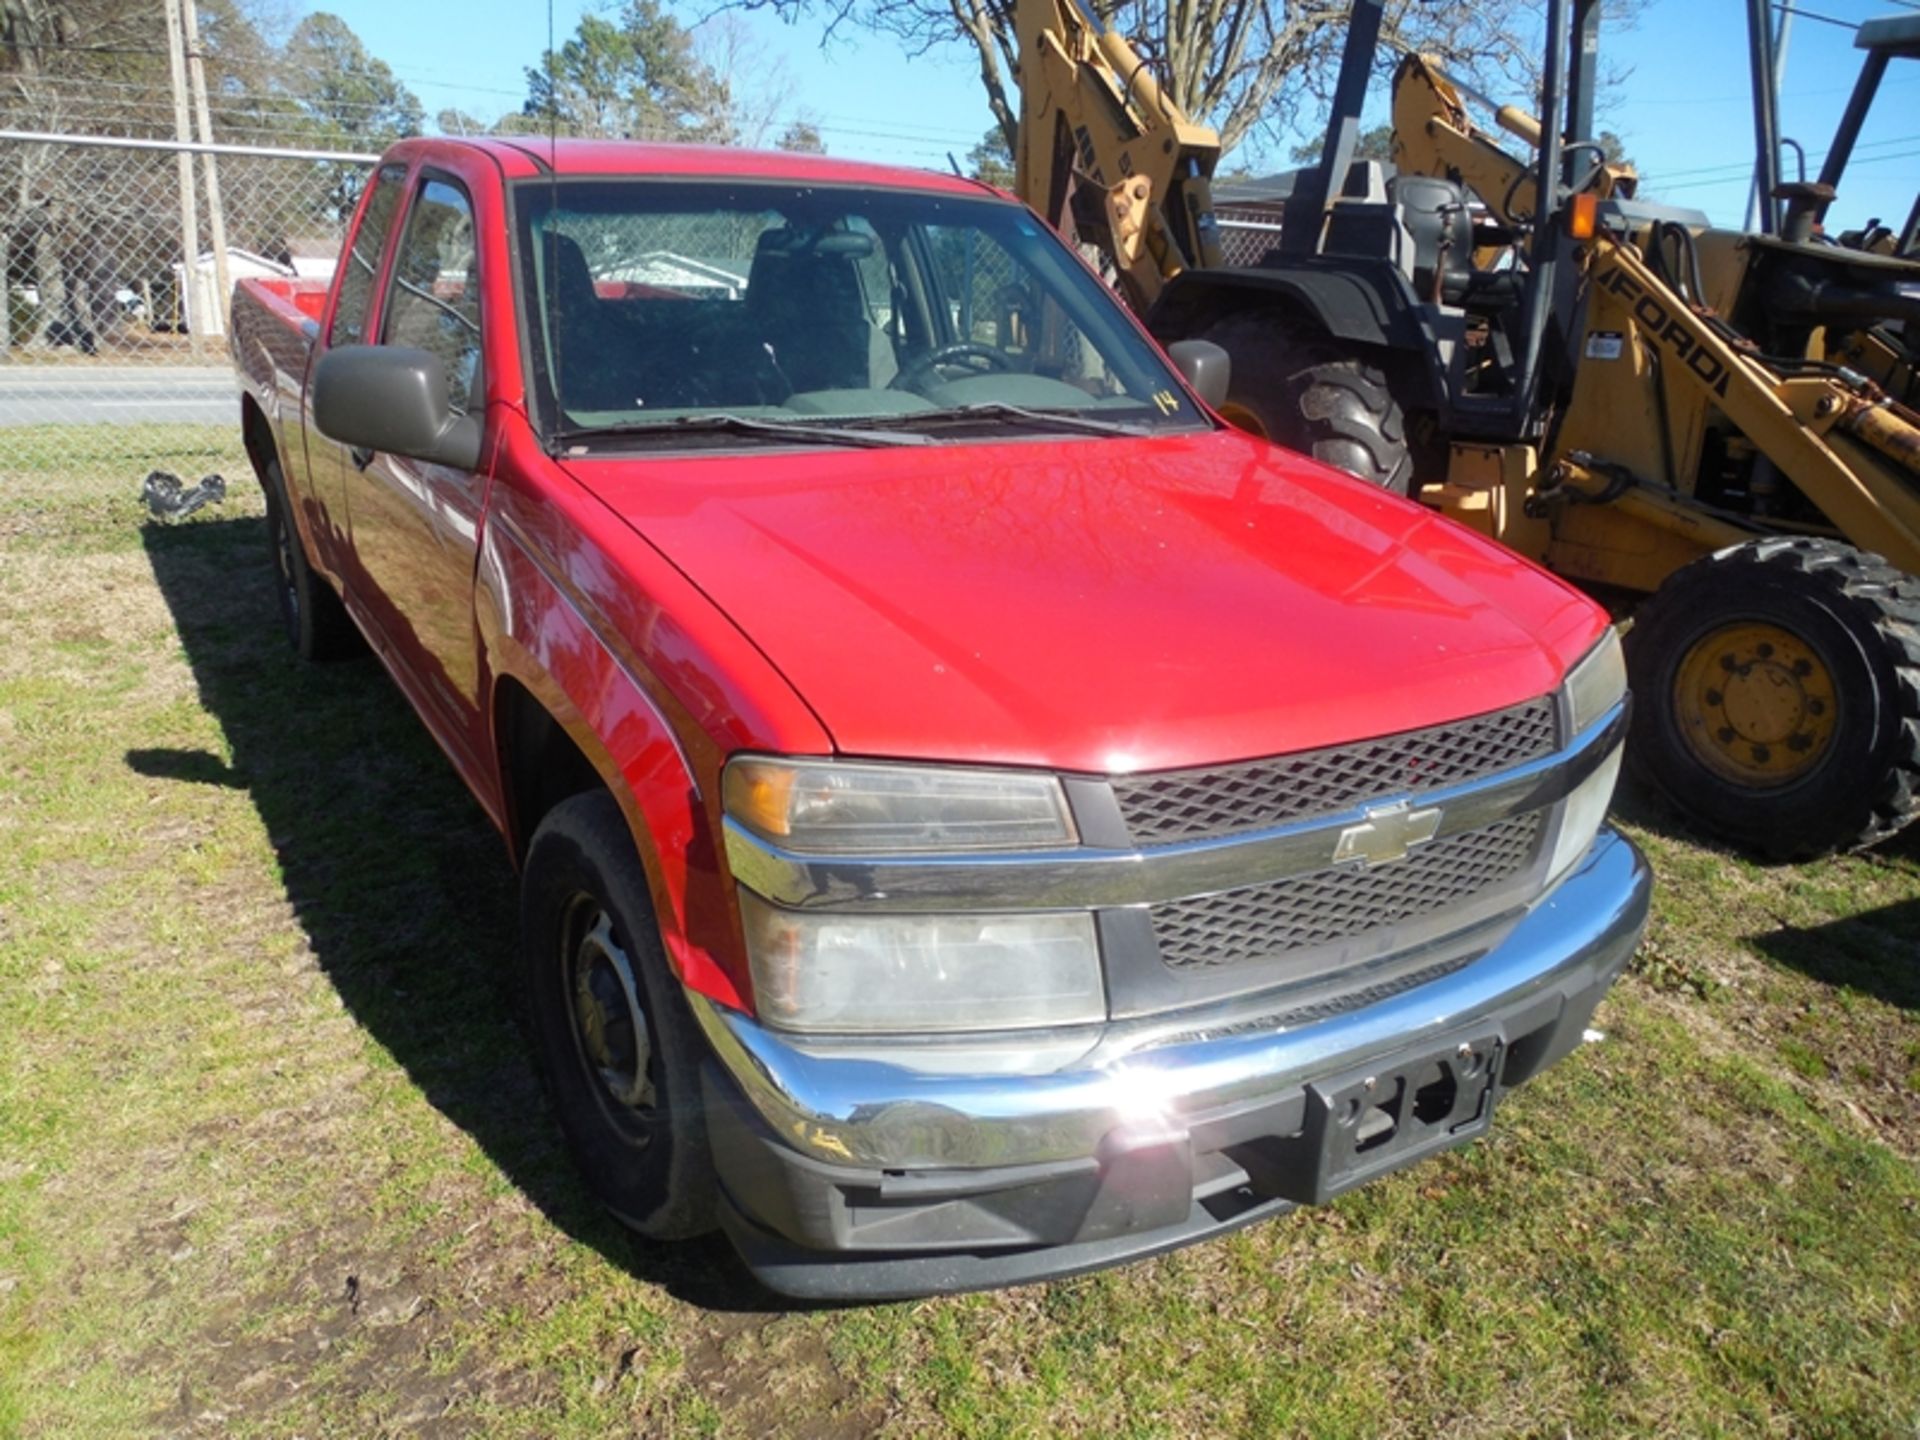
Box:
[230, 274, 331, 438]
[238, 274, 329, 329]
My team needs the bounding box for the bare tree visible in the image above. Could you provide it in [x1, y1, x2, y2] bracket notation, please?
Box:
[745, 0, 1636, 160]
[694, 14, 801, 148]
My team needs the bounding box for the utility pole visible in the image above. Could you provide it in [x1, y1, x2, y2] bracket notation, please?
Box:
[1746, 4, 1794, 232]
[180, 0, 231, 337]
[162, 0, 203, 350]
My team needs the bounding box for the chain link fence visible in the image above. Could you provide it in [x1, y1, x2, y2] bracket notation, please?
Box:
[0, 132, 374, 487]
[1214, 195, 1291, 269]
[1217, 216, 1286, 268]
[0, 130, 1287, 491]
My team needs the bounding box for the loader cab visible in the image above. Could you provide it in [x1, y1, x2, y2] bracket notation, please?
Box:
[1777, 13, 1920, 252]
[1251, 0, 1610, 441]
[1740, 8, 1920, 403]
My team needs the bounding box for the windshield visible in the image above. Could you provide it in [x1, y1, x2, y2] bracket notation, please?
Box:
[512, 179, 1207, 444]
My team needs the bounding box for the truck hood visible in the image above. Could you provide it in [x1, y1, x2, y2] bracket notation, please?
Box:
[563, 430, 1605, 773]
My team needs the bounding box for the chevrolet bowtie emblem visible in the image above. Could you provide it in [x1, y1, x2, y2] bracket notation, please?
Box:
[1333, 801, 1443, 868]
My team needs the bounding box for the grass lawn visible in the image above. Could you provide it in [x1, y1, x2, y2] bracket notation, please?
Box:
[1, 456, 1917, 1438]
[0, 422, 245, 490]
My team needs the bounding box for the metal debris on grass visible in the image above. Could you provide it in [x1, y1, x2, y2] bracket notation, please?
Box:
[142, 470, 227, 523]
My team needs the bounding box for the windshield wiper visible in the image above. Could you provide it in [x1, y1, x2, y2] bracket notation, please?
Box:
[873, 402, 1161, 437]
[553, 412, 931, 450]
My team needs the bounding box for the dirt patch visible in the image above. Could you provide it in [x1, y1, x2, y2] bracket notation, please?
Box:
[680, 1312, 886, 1439]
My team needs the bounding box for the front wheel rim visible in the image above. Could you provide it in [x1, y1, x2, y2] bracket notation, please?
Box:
[1672, 619, 1839, 788]
[561, 895, 657, 1121]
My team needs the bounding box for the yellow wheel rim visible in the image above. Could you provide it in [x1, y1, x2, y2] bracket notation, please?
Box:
[1673, 621, 1838, 787]
[1216, 402, 1269, 439]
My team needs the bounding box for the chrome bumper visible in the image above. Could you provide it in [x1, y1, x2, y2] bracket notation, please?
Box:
[690, 827, 1650, 1174]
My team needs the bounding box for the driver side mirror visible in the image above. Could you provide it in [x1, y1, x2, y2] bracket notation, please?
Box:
[314, 346, 483, 472]
[1167, 340, 1231, 411]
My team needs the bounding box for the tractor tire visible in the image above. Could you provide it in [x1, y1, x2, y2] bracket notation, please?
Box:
[261, 458, 362, 663]
[1626, 537, 1920, 860]
[1197, 311, 1415, 495]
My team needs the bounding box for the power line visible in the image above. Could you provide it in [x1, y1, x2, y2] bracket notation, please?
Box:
[16, 65, 985, 148]
[3, 41, 171, 56]
[19, 76, 426, 113]
[1622, 71, 1920, 109]
[1660, 144, 1920, 191]
[1647, 130, 1919, 183]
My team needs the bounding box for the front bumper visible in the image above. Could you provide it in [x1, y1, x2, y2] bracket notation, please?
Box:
[694, 828, 1650, 1300]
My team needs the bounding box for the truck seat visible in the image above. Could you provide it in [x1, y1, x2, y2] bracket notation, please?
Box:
[746, 230, 876, 393]
[545, 232, 645, 411]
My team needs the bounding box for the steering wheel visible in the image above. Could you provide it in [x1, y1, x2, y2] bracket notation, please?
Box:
[893, 341, 1015, 391]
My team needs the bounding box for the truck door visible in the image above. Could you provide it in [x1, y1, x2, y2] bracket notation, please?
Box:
[345, 171, 492, 787]
[303, 162, 406, 580]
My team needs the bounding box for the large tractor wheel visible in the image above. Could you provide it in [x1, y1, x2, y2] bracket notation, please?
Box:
[1627, 538, 1920, 860]
[1197, 312, 1415, 495]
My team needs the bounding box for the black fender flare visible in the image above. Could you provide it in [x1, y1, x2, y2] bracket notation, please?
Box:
[1146, 258, 1443, 409]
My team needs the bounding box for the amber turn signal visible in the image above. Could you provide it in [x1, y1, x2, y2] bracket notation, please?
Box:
[1567, 192, 1598, 240]
[725, 759, 799, 840]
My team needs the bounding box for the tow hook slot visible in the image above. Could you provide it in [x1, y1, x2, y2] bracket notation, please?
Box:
[1231, 1032, 1504, 1206]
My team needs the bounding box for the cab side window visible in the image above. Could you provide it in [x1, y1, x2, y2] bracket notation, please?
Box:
[328, 164, 407, 347]
[381, 178, 483, 415]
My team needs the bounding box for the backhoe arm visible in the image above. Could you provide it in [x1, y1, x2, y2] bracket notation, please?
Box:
[1390, 55, 1539, 227]
[1390, 54, 1635, 228]
[1013, 0, 1222, 313]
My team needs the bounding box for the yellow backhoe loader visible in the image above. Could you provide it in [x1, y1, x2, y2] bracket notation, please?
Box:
[1011, 0, 1920, 860]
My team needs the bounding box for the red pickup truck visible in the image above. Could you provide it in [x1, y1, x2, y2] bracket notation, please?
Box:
[230, 136, 1648, 1299]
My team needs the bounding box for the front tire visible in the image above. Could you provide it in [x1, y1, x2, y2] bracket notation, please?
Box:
[520, 790, 716, 1239]
[1626, 538, 1920, 859]
[1197, 311, 1415, 495]
[260, 459, 361, 662]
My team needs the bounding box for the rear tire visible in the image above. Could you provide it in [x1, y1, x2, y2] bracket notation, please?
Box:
[1626, 538, 1920, 859]
[1198, 311, 1415, 495]
[260, 459, 361, 662]
[520, 790, 716, 1240]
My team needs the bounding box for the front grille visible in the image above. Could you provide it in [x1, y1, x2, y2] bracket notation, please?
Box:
[1151, 813, 1543, 970]
[1112, 696, 1558, 845]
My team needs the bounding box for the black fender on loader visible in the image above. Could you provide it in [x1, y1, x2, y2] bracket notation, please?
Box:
[1146, 256, 1445, 412]
[1147, 260, 1439, 495]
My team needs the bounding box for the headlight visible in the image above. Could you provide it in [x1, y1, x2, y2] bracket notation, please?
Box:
[1545, 744, 1623, 884]
[1564, 626, 1627, 735]
[1547, 627, 1628, 880]
[724, 756, 1077, 854]
[739, 892, 1105, 1033]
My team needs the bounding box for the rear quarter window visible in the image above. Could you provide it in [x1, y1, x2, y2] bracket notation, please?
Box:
[327, 163, 407, 348]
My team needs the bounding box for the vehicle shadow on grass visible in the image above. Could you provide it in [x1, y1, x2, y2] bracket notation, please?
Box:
[1610, 776, 1920, 1012]
[1749, 898, 1920, 1014]
[135, 514, 783, 1314]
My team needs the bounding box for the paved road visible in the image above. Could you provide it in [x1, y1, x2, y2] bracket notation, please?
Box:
[0, 365, 238, 427]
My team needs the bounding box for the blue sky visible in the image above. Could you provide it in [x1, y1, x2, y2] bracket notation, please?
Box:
[317, 0, 1918, 231]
